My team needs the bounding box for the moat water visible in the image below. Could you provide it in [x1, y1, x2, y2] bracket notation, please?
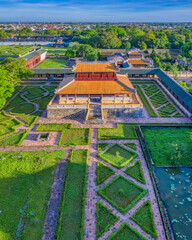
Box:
[155, 167, 192, 240]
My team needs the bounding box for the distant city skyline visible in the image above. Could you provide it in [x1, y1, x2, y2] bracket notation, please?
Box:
[0, 0, 192, 22]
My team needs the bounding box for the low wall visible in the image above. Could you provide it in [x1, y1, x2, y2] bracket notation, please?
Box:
[47, 108, 87, 119]
[102, 107, 143, 118]
[165, 71, 192, 78]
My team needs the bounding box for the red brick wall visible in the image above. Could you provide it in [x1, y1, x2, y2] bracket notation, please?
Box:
[26, 55, 41, 68]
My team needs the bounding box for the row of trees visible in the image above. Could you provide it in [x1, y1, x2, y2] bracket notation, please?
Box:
[0, 58, 33, 109]
[1, 25, 192, 50]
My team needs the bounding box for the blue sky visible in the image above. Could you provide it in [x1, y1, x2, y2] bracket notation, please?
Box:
[0, 0, 192, 22]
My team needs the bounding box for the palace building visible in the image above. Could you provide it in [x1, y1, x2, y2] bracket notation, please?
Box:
[21, 48, 47, 68]
[47, 62, 143, 121]
[107, 48, 153, 68]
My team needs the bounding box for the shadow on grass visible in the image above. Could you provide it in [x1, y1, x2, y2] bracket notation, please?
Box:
[0, 165, 58, 240]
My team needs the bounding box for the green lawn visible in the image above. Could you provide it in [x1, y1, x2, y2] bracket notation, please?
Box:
[33, 94, 54, 110]
[59, 128, 91, 146]
[97, 143, 138, 169]
[10, 103, 36, 115]
[35, 58, 67, 68]
[98, 175, 147, 214]
[0, 45, 34, 57]
[98, 123, 138, 140]
[42, 46, 68, 55]
[96, 161, 115, 185]
[124, 161, 146, 184]
[131, 200, 157, 238]
[0, 150, 65, 240]
[96, 201, 119, 239]
[107, 222, 147, 240]
[56, 149, 89, 240]
[4, 95, 26, 110]
[36, 123, 72, 132]
[142, 84, 159, 97]
[142, 127, 192, 166]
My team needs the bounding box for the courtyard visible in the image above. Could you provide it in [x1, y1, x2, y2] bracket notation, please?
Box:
[0, 79, 191, 240]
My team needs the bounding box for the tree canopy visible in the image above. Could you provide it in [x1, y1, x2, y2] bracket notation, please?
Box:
[0, 58, 33, 109]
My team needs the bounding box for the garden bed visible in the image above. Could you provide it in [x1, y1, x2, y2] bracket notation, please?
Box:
[56, 149, 89, 240]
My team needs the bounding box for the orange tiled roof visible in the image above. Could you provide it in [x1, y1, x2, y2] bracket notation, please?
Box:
[116, 75, 134, 90]
[73, 62, 118, 72]
[56, 79, 133, 95]
[128, 59, 148, 65]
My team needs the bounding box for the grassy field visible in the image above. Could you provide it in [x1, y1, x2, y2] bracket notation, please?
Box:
[0, 150, 65, 240]
[56, 149, 89, 240]
[35, 58, 67, 68]
[98, 175, 147, 214]
[42, 46, 68, 55]
[97, 143, 138, 169]
[142, 127, 192, 166]
[98, 123, 138, 140]
[0, 45, 34, 57]
[131, 200, 157, 238]
[96, 201, 119, 239]
[0, 45, 67, 57]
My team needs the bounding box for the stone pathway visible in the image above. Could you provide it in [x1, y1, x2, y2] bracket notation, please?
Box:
[84, 128, 97, 240]
[42, 149, 70, 240]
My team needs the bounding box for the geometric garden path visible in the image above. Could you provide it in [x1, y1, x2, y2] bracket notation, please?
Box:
[84, 129, 166, 240]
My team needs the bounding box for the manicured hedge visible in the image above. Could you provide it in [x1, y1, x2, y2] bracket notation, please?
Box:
[150, 91, 168, 108]
[56, 149, 89, 240]
[97, 143, 138, 169]
[107, 222, 148, 240]
[96, 161, 115, 185]
[98, 175, 147, 214]
[158, 102, 177, 117]
[143, 85, 159, 97]
[135, 86, 157, 117]
[124, 142, 137, 150]
[0, 129, 29, 146]
[124, 160, 146, 184]
[97, 142, 109, 151]
[131, 200, 158, 238]
[36, 123, 72, 132]
[98, 123, 138, 140]
[17, 111, 41, 127]
[59, 128, 91, 146]
[96, 201, 119, 239]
